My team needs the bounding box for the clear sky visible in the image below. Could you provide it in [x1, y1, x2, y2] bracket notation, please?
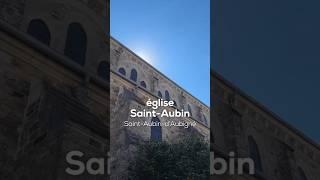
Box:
[111, 0, 210, 106]
[213, 0, 320, 143]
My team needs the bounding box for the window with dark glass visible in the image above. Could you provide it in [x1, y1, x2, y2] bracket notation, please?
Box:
[97, 61, 109, 81]
[165, 90, 170, 101]
[118, 67, 126, 76]
[130, 69, 137, 82]
[27, 19, 51, 45]
[151, 117, 162, 140]
[158, 91, 162, 98]
[188, 104, 193, 116]
[64, 23, 87, 66]
[140, 81, 147, 88]
[248, 136, 263, 172]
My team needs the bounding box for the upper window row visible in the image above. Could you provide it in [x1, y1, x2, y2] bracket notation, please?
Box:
[27, 19, 87, 66]
[118, 67, 171, 102]
[27, 19, 109, 81]
[118, 68, 208, 125]
[118, 67, 147, 89]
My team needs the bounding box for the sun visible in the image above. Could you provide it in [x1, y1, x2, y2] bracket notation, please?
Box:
[136, 50, 153, 65]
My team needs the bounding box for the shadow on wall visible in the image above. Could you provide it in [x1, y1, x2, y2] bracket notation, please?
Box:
[0, 0, 109, 179]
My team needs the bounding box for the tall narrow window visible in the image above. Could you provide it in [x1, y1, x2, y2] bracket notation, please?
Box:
[27, 19, 51, 45]
[64, 23, 87, 66]
[151, 117, 162, 140]
[140, 81, 147, 88]
[165, 90, 170, 101]
[248, 136, 263, 172]
[118, 67, 126, 76]
[188, 104, 193, 116]
[130, 69, 137, 82]
[158, 91, 162, 98]
[297, 167, 308, 180]
[97, 61, 109, 81]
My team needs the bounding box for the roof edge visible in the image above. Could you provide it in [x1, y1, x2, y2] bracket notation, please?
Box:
[111, 36, 210, 109]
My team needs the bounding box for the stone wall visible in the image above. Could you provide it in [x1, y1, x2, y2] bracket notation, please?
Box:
[109, 39, 210, 179]
[110, 70, 210, 179]
[0, 0, 109, 179]
[110, 38, 210, 127]
[211, 71, 320, 180]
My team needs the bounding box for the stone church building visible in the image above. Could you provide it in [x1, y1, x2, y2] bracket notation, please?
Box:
[211, 71, 320, 180]
[0, 0, 210, 179]
[109, 38, 210, 179]
[0, 0, 319, 180]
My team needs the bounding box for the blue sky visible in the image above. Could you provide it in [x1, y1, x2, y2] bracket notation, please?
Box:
[111, 0, 210, 106]
[214, 0, 320, 143]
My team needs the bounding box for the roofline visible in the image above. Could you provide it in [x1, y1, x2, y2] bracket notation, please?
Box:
[110, 36, 209, 109]
[211, 70, 320, 151]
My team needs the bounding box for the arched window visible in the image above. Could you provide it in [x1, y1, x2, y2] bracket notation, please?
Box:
[165, 90, 170, 101]
[151, 117, 162, 140]
[203, 114, 208, 125]
[158, 91, 162, 98]
[297, 167, 308, 180]
[27, 19, 51, 45]
[248, 136, 263, 172]
[118, 67, 126, 76]
[64, 23, 87, 66]
[140, 81, 147, 88]
[97, 61, 109, 81]
[130, 69, 137, 82]
[188, 104, 193, 116]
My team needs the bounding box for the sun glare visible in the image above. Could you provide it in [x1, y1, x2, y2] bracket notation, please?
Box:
[135, 49, 154, 65]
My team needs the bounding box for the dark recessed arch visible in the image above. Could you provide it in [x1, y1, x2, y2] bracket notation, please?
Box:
[140, 81, 147, 88]
[27, 19, 51, 45]
[118, 67, 126, 76]
[97, 61, 109, 81]
[165, 90, 170, 101]
[151, 117, 162, 141]
[64, 23, 87, 66]
[248, 136, 263, 172]
[158, 91, 162, 98]
[130, 69, 137, 82]
[188, 104, 193, 116]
